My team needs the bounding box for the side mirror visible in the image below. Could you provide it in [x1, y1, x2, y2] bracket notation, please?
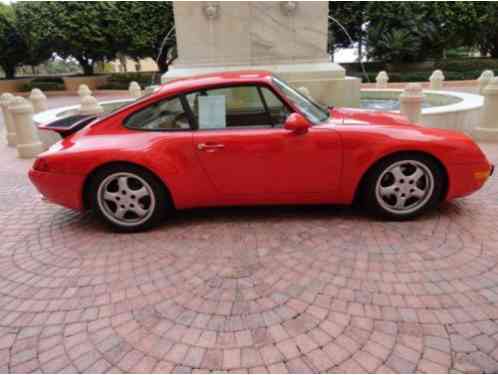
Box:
[284, 113, 311, 134]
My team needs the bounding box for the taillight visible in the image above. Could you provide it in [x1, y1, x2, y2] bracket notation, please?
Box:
[33, 158, 49, 172]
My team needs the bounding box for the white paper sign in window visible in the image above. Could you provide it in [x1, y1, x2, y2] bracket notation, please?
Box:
[198, 96, 226, 129]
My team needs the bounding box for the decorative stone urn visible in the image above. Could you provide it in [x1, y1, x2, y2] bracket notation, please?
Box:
[78, 84, 92, 99]
[79, 95, 103, 116]
[129, 81, 142, 98]
[9, 97, 44, 158]
[29, 88, 48, 113]
[478, 70, 494, 95]
[399, 83, 424, 123]
[429, 70, 445, 90]
[376, 71, 389, 89]
[474, 77, 498, 141]
[0, 93, 17, 146]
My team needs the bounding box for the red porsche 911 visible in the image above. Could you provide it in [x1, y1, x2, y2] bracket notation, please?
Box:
[30, 71, 493, 231]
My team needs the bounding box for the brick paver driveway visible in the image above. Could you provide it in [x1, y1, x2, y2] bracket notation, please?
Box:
[1, 107, 498, 372]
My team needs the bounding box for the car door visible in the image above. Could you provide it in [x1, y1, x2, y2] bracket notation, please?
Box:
[189, 84, 342, 201]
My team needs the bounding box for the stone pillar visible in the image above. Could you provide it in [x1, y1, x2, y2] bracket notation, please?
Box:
[400, 83, 424, 124]
[478, 70, 494, 95]
[79, 95, 103, 116]
[129, 81, 142, 98]
[9, 97, 44, 158]
[163, 2, 361, 108]
[429, 70, 445, 90]
[29, 88, 48, 113]
[474, 77, 498, 141]
[78, 84, 92, 99]
[376, 71, 389, 89]
[143, 85, 159, 96]
[0, 93, 17, 146]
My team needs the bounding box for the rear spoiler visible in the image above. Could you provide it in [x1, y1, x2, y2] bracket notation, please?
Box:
[37, 114, 97, 138]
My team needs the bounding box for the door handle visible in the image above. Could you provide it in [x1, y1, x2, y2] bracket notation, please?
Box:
[197, 143, 224, 151]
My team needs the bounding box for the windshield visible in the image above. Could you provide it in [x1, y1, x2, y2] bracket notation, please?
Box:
[272, 76, 329, 124]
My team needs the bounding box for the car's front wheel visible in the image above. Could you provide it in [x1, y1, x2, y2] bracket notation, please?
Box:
[363, 154, 445, 220]
[89, 165, 168, 231]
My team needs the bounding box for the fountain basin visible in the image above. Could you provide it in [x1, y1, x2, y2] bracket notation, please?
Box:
[360, 89, 483, 134]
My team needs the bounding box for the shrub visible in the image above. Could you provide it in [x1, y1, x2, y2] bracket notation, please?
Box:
[19, 76, 65, 92]
[98, 72, 156, 90]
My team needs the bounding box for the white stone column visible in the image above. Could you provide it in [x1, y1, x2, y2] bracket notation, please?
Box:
[78, 84, 92, 99]
[400, 83, 424, 124]
[143, 85, 159, 96]
[429, 70, 445, 90]
[298, 86, 312, 98]
[0, 93, 17, 146]
[79, 95, 104, 116]
[376, 71, 389, 89]
[9, 97, 44, 158]
[29, 88, 48, 113]
[129, 81, 142, 98]
[474, 77, 498, 141]
[478, 70, 494, 95]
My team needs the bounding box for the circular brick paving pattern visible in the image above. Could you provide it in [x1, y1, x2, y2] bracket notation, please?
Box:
[0, 139, 498, 373]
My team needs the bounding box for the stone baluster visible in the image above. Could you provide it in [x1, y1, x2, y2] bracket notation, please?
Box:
[79, 95, 104, 116]
[474, 77, 498, 141]
[429, 70, 445, 90]
[143, 85, 159, 96]
[376, 71, 389, 89]
[78, 84, 92, 99]
[0, 93, 17, 146]
[298, 86, 312, 99]
[478, 70, 494, 95]
[129, 81, 142, 98]
[29, 88, 48, 113]
[400, 83, 424, 124]
[9, 97, 44, 158]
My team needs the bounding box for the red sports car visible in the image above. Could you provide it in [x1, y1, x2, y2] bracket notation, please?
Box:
[30, 71, 493, 231]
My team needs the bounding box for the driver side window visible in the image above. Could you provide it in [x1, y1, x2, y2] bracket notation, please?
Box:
[125, 97, 191, 130]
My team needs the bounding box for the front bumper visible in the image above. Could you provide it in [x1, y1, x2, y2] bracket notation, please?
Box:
[446, 161, 494, 200]
[28, 169, 86, 210]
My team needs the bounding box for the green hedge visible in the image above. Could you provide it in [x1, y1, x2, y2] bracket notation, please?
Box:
[346, 58, 498, 83]
[19, 76, 65, 92]
[98, 72, 157, 90]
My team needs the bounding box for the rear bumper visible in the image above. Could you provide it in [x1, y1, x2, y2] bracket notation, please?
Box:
[28, 169, 85, 210]
[446, 161, 494, 200]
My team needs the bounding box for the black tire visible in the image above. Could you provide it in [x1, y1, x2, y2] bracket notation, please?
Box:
[361, 153, 445, 220]
[88, 164, 169, 232]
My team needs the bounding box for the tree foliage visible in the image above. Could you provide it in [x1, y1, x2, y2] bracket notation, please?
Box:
[0, 4, 28, 79]
[113, 2, 176, 73]
[46, 2, 120, 75]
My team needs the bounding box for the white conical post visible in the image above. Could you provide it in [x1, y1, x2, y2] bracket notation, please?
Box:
[298, 86, 312, 99]
[429, 70, 445, 90]
[400, 83, 424, 124]
[29, 88, 48, 113]
[143, 85, 159, 96]
[9, 97, 44, 158]
[129, 81, 142, 98]
[474, 77, 498, 141]
[78, 84, 92, 99]
[79, 95, 104, 116]
[478, 70, 494, 95]
[376, 71, 389, 89]
[0, 93, 16, 146]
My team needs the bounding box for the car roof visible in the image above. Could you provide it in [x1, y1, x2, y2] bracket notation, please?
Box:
[155, 70, 274, 97]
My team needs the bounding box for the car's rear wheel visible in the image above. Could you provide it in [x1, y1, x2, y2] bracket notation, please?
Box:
[89, 165, 168, 231]
[363, 154, 445, 219]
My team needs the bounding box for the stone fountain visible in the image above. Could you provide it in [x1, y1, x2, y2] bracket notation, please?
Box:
[161, 1, 361, 107]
